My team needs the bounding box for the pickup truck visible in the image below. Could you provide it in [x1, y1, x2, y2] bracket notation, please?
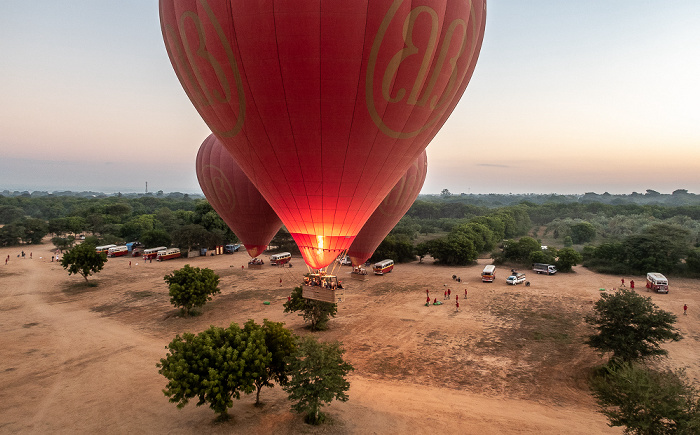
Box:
[533, 263, 557, 275]
[506, 273, 526, 285]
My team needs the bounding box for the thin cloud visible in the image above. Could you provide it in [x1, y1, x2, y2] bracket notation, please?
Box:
[476, 163, 510, 168]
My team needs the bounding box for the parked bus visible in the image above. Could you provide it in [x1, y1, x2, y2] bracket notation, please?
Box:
[481, 265, 496, 282]
[107, 246, 129, 257]
[646, 273, 669, 293]
[373, 259, 394, 275]
[95, 244, 117, 254]
[270, 252, 292, 266]
[142, 247, 167, 260]
[157, 248, 181, 261]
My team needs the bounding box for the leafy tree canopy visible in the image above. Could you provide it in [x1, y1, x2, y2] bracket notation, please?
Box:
[60, 242, 107, 282]
[158, 322, 270, 418]
[163, 264, 220, 316]
[585, 288, 682, 363]
[283, 286, 337, 331]
[590, 362, 700, 434]
[283, 336, 354, 425]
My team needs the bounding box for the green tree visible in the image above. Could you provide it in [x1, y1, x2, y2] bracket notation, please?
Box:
[427, 233, 478, 265]
[555, 247, 582, 272]
[590, 362, 700, 434]
[283, 336, 354, 424]
[18, 217, 49, 244]
[163, 264, 220, 316]
[140, 229, 172, 248]
[243, 319, 297, 405]
[60, 242, 108, 282]
[585, 289, 682, 363]
[52, 235, 76, 251]
[570, 222, 596, 244]
[157, 322, 270, 419]
[283, 286, 337, 331]
[0, 205, 25, 224]
[171, 224, 220, 253]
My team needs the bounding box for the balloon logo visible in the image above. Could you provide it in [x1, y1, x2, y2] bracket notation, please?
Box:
[348, 150, 427, 267]
[196, 134, 282, 258]
[161, 0, 486, 269]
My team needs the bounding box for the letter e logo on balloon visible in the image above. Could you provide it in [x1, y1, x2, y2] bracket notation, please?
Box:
[160, 0, 246, 138]
[366, 0, 484, 139]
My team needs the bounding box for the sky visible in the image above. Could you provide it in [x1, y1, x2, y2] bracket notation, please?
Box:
[1, 1, 699, 195]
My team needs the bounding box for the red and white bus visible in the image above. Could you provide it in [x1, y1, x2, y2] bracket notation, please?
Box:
[108, 246, 129, 257]
[95, 244, 117, 254]
[142, 247, 167, 260]
[646, 273, 669, 293]
[373, 259, 394, 275]
[270, 252, 292, 266]
[157, 248, 181, 261]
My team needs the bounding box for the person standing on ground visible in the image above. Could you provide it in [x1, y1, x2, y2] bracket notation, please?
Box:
[456, 300, 460, 312]
[444, 290, 447, 300]
[621, 278, 625, 287]
[447, 288, 451, 299]
[630, 280, 634, 289]
[426, 295, 431, 306]
[684, 304, 688, 315]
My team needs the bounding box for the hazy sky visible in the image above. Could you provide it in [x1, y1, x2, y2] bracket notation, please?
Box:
[1, 1, 699, 195]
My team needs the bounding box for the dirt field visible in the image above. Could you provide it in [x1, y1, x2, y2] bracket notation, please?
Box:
[2, 242, 698, 434]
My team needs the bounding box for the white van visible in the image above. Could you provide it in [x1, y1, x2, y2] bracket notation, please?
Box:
[270, 252, 292, 265]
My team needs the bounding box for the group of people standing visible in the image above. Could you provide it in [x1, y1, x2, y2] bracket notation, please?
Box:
[425, 287, 466, 311]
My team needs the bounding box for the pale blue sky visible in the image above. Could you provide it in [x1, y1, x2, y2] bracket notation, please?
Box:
[1, 1, 699, 194]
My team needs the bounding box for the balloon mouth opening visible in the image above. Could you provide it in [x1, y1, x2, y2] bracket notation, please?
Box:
[290, 233, 355, 269]
[245, 245, 267, 258]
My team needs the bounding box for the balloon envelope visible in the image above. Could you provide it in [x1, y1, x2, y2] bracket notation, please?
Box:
[196, 134, 282, 258]
[161, 0, 486, 269]
[348, 150, 427, 267]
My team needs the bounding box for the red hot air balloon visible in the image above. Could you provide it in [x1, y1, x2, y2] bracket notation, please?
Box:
[196, 134, 282, 258]
[347, 150, 427, 267]
[160, 0, 486, 269]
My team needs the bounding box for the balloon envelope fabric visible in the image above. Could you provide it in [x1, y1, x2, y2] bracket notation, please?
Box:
[161, 0, 486, 268]
[196, 134, 282, 259]
[348, 150, 427, 267]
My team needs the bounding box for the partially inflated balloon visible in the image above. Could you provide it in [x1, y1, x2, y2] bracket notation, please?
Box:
[160, 0, 486, 269]
[196, 134, 282, 258]
[348, 150, 427, 267]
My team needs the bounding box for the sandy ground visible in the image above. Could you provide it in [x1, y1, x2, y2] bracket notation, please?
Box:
[1, 242, 698, 434]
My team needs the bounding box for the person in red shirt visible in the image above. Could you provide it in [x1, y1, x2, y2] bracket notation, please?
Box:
[456, 300, 460, 311]
[684, 304, 688, 315]
[447, 288, 451, 299]
[630, 280, 634, 289]
[426, 295, 431, 306]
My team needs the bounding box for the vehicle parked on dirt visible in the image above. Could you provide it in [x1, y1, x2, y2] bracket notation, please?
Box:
[224, 244, 241, 254]
[337, 255, 352, 266]
[107, 246, 129, 257]
[646, 272, 668, 293]
[533, 263, 557, 275]
[373, 259, 394, 275]
[270, 252, 292, 266]
[481, 265, 496, 282]
[506, 272, 526, 285]
[157, 248, 181, 261]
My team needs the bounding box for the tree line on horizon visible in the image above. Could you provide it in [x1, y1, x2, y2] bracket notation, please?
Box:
[2, 192, 700, 276]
